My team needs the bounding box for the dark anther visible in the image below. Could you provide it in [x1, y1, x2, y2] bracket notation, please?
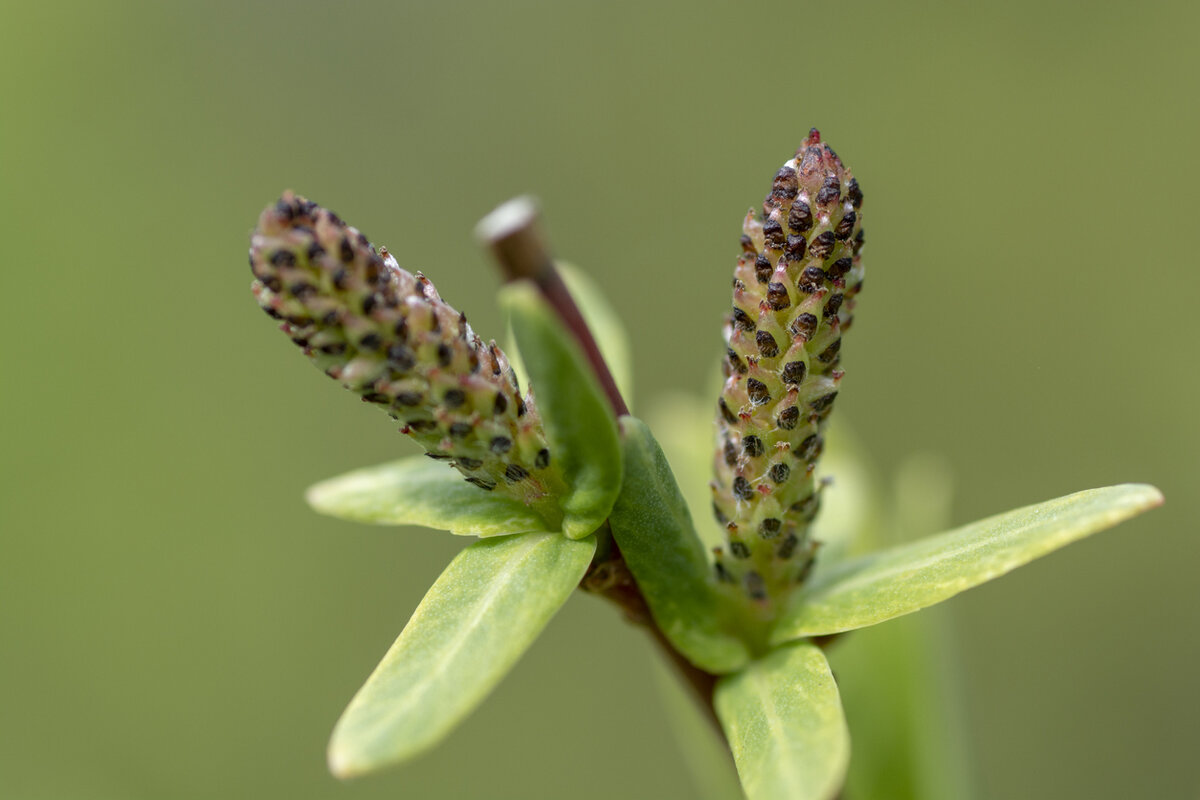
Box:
[785, 234, 807, 260]
[466, 476, 497, 491]
[437, 343, 453, 367]
[505, 464, 529, 483]
[332, 268, 349, 291]
[829, 258, 853, 279]
[853, 229, 865, 254]
[456, 457, 483, 470]
[824, 293, 844, 318]
[746, 378, 770, 406]
[395, 391, 422, 407]
[490, 436, 513, 454]
[404, 419, 436, 433]
[809, 392, 838, 413]
[782, 360, 807, 385]
[791, 313, 818, 340]
[712, 502, 728, 525]
[791, 493, 821, 520]
[743, 435, 764, 458]
[755, 254, 772, 284]
[360, 294, 378, 315]
[387, 344, 416, 371]
[448, 422, 472, 438]
[817, 175, 841, 206]
[763, 219, 786, 250]
[288, 282, 316, 299]
[756, 330, 779, 358]
[727, 347, 748, 375]
[773, 166, 799, 196]
[788, 200, 813, 233]
[769, 462, 791, 483]
[516, 395, 527, 417]
[306, 242, 326, 262]
[358, 332, 381, 351]
[759, 518, 782, 538]
[847, 178, 863, 208]
[740, 234, 756, 254]
[269, 249, 296, 267]
[835, 211, 857, 240]
[425, 452, 453, 461]
[809, 231, 836, 260]
[797, 434, 823, 461]
[778, 406, 799, 430]
[535, 448, 551, 468]
[767, 282, 791, 310]
[260, 276, 282, 293]
[714, 562, 734, 583]
[724, 439, 738, 466]
[731, 307, 756, 332]
[443, 389, 466, 409]
[777, 533, 799, 560]
[719, 398, 738, 425]
[817, 339, 842, 363]
[733, 476, 754, 500]
[362, 391, 389, 404]
[797, 267, 826, 294]
[339, 237, 355, 264]
[319, 342, 346, 356]
[729, 540, 751, 559]
[493, 393, 509, 415]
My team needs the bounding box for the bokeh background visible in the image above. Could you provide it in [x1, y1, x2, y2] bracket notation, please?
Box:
[3, 2, 1196, 798]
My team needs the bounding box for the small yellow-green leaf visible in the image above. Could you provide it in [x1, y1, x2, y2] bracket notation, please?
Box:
[715, 642, 850, 800]
[305, 456, 554, 536]
[772, 483, 1164, 643]
[502, 282, 622, 539]
[328, 532, 596, 778]
[556, 261, 634, 410]
[610, 417, 751, 674]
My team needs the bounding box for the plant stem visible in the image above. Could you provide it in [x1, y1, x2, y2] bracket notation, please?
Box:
[477, 197, 724, 736]
[476, 197, 629, 417]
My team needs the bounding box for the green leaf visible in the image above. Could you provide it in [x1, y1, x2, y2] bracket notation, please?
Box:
[772, 483, 1164, 643]
[556, 261, 635, 410]
[715, 642, 850, 800]
[328, 532, 596, 778]
[609, 417, 751, 673]
[502, 281, 622, 539]
[305, 456, 554, 536]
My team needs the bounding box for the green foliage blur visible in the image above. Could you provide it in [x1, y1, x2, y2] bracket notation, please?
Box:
[2, 2, 1195, 798]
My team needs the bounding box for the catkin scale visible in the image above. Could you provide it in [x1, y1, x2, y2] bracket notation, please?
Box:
[712, 130, 864, 607]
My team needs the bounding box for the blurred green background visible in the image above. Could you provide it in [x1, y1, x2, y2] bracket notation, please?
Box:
[2, 2, 1196, 798]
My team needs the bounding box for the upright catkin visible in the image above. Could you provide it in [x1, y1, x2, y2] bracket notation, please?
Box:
[711, 130, 865, 608]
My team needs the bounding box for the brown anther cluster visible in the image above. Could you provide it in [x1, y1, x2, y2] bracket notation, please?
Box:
[250, 193, 566, 507]
[711, 130, 865, 607]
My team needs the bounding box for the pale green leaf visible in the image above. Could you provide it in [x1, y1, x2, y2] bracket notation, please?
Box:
[610, 417, 751, 674]
[502, 282, 622, 539]
[715, 642, 849, 800]
[328, 532, 596, 777]
[556, 261, 635, 410]
[772, 483, 1163, 642]
[305, 456, 554, 536]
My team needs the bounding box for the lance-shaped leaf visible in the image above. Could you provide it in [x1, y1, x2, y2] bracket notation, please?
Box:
[328, 532, 596, 778]
[502, 282, 622, 539]
[609, 417, 752, 674]
[772, 483, 1163, 643]
[715, 642, 849, 800]
[306, 456, 556, 536]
